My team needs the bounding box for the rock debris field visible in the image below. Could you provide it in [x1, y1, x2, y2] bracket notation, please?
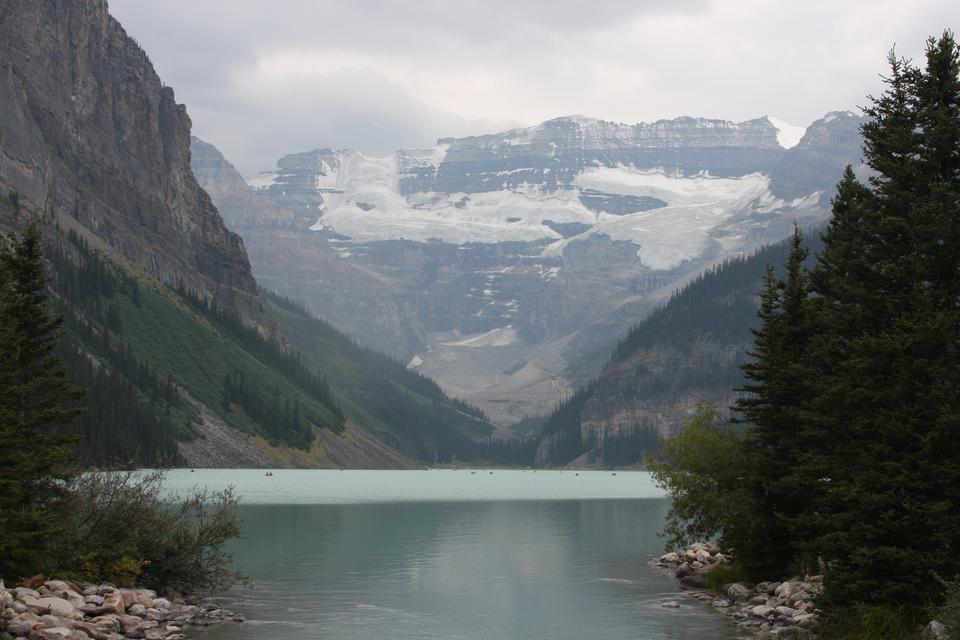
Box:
[0, 578, 240, 640]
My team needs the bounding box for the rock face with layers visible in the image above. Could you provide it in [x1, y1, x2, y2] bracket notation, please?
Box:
[0, 0, 259, 322]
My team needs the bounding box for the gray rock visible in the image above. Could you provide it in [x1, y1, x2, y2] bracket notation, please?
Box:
[661, 601, 680, 608]
[117, 615, 145, 639]
[27, 627, 84, 640]
[679, 573, 707, 589]
[726, 583, 753, 602]
[751, 605, 775, 618]
[695, 549, 714, 564]
[775, 581, 803, 599]
[794, 613, 820, 629]
[775, 605, 798, 618]
[7, 612, 44, 635]
[922, 621, 948, 640]
[26, 598, 77, 620]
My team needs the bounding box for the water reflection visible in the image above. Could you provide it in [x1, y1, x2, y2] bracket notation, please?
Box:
[200, 499, 736, 640]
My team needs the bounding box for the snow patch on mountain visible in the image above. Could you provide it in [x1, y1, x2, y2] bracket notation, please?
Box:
[246, 171, 278, 189]
[442, 326, 520, 348]
[302, 151, 811, 270]
[767, 117, 807, 149]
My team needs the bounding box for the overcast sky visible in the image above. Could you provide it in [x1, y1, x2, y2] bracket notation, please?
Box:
[110, 0, 956, 175]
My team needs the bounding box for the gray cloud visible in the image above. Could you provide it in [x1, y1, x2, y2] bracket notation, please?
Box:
[110, 0, 957, 174]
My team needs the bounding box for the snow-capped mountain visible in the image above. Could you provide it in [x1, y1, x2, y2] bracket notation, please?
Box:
[194, 111, 864, 424]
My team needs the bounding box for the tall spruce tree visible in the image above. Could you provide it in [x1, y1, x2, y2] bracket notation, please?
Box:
[0, 222, 83, 579]
[733, 226, 818, 578]
[807, 32, 960, 608]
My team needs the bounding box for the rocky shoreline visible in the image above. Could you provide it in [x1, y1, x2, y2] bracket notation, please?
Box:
[0, 578, 241, 640]
[651, 543, 823, 638]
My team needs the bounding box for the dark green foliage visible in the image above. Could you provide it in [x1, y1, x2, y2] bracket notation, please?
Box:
[44, 229, 346, 457]
[261, 290, 501, 463]
[803, 33, 960, 610]
[59, 335, 182, 466]
[645, 403, 754, 550]
[731, 227, 821, 578]
[816, 605, 928, 640]
[45, 230, 196, 465]
[177, 285, 341, 423]
[473, 436, 539, 466]
[594, 424, 661, 467]
[54, 470, 243, 593]
[533, 230, 823, 468]
[649, 33, 960, 630]
[0, 224, 242, 588]
[537, 382, 599, 465]
[0, 222, 84, 579]
[222, 371, 312, 449]
[704, 563, 753, 595]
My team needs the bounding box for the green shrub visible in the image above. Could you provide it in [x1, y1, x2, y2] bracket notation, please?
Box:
[818, 604, 926, 640]
[53, 469, 243, 593]
[644, 402, 756, 552]
[704, 563, 752, 595]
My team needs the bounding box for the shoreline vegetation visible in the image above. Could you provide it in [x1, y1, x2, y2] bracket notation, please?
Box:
[645, 33, 960, 640]
[0, 226, 245, 639]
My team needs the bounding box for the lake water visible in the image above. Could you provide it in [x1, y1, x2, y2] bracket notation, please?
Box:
[162, 469, 736, 640]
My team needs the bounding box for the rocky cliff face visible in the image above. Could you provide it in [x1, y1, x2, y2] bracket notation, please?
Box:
[196, 112, 864, 424]
[0, 0, 259, 321]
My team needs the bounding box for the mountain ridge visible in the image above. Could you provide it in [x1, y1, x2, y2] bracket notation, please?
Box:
[194, 110, 864, 423]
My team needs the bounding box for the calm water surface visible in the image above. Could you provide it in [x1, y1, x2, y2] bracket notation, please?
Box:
[162, 470, 736, 640]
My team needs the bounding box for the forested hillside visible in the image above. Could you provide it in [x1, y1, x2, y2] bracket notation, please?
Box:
[263, 291, 497, 461]
[35, 215, 502, 467]
[533, 229, 824, 467]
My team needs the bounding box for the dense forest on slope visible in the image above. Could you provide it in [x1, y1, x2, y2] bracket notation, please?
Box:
[29, 212, 502, 467]
[533, 229, 825, 467]
[43, 224, 345, 465]
[262, 291, 509, 462]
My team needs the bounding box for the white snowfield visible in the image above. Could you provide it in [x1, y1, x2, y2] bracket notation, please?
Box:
[287, 150, 819, 271]
[246, 114, 821, 271]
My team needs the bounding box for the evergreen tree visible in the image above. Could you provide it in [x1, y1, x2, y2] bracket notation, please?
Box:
[732, 227, 819, 577]
[0, 222, 84, 578]
[807, 33, 960, 608]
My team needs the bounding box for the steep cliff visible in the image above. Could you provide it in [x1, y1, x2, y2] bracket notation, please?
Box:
[0, 0, 259, 321]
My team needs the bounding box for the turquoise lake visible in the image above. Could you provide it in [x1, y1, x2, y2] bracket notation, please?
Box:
[161, 469, 736, 640]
